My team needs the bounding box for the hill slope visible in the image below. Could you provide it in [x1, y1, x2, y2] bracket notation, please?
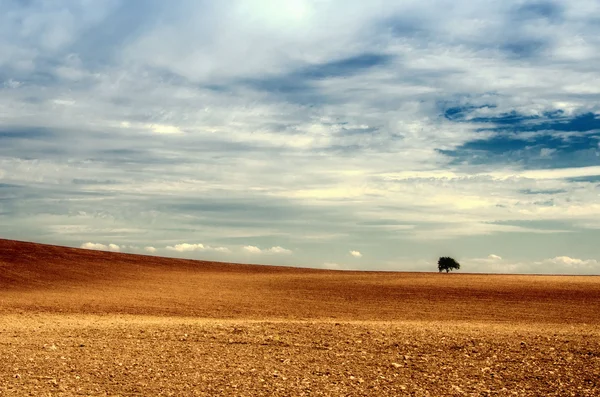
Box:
[0, 238, 311, 288]
[1, 238, 600, 323]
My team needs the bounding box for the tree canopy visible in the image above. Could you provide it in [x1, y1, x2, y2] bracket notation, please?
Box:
[438, 257, 460, 273]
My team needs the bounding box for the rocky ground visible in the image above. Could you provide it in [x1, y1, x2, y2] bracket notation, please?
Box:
[1, 239, 599, 396]
[1, 315, 599, 396]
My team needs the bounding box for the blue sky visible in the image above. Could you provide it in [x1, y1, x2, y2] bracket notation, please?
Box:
[1, 0, 599, 274]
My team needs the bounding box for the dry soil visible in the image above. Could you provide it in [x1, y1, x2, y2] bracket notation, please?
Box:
[1, 239, 599, 396]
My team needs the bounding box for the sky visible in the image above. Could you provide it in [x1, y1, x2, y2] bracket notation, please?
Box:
[1, 0, 599, 274]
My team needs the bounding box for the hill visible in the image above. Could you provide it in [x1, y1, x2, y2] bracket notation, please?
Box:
[1, 238, 599, 323]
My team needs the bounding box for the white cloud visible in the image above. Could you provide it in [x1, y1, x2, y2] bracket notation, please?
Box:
[147, 124, 183, 134]
[267, 246, 293, 254]
[243, 245, 262, 254]
[167, 243, 207, 252]
[80, 242, 120, 252]
[166, 243, 230, 253]
[539, 148, 556, 158]
[243, 245, 293, 254]
[519, 166, 600, 181]
[81, 242, 107, 250]
[540, 256, 598, 269]
[381, 165, 600, 182]
[350, 250, 362, 258]
[3, 79, 22, 89]
[144, 246, 157, 253]
[465, 255, 599, 275]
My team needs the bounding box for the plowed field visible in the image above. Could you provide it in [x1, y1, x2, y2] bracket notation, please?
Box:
[1, 239, 599, 396]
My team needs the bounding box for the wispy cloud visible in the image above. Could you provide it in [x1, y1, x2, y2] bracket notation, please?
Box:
[243, 246, 293, 255]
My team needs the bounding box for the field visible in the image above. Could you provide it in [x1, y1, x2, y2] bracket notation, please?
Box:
[1, 239, 599, 396]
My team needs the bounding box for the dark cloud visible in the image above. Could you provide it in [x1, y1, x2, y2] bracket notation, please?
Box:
[71, 179, 121, 185]
[243, 52, 393, 104]
[566, 175, 600, 183]
[0, 183, 23, 189]
[440, 109, 600, 168]
[382, 15, 429, 38]
[501, 39, 548, 58]
[0, 127, 54, 140]
[514, 1, 564, 21]
[297, 53, 393, 80]
[478, 112, 600, 133]
[519, 188, 567, 195]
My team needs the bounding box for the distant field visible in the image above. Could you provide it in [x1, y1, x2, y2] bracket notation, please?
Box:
[1, 239, 599, 396]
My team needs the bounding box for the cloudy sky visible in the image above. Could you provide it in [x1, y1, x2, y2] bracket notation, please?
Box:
[1, 0, 599, 274]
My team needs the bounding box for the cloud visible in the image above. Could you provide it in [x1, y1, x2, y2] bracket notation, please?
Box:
[350, 250, 362, 258]
[147, 124, 183, 135]
[243, 245, 293, 254]
[268, 246, 293, 254]
[439, 111, 600, 170]
[80, 242, 120, 252]
[167, 243, 206, 252]
[381, 165, 600, 182]
[465, 255, 599, 275]
[144, 246, 157, 253]
[166, 243, 230, 253]
[540, 256, 598, 269]
[1, 1, 600, 273]
[243, 245, 262, 254]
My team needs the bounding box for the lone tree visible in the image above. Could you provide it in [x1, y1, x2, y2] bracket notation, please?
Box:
[438, 256, 460, 273]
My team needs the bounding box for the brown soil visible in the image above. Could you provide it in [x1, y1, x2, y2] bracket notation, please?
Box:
[1, 239, 599, 396]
